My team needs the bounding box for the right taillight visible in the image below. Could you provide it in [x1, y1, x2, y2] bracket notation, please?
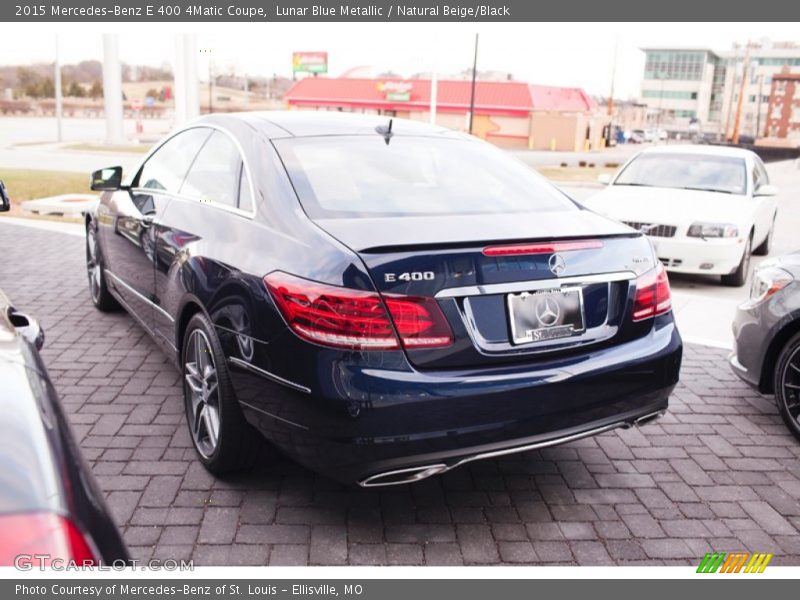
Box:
[632, 262, 672, 321]
[264, 272, 453, 351]
[0, 513, 97, 566]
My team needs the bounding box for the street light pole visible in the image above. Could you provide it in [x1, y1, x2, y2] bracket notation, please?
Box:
[467, 33, 479, 134]
[54, 34, 63, 143]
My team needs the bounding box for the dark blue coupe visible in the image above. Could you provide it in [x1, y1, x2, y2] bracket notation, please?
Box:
[86, 112, 682, 486]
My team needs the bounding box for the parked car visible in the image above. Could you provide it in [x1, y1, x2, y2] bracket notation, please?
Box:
[0, 269, 128, 565]
[731, 252, 800, 441]
[585, 145, 779, 286]
[628, 129, 646, 144]
[85, 113, 682, 486]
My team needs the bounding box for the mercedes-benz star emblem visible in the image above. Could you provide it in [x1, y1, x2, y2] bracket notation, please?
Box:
[535, 297, 561, 327]
[548, 253, 566, 276]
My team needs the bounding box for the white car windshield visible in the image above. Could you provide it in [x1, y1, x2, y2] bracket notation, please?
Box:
[615, 153, 747, 195]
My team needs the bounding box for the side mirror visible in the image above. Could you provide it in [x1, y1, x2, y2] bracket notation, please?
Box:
[8, 309, 45, 351]
[0, 180, 9, 212]
[754, 184, 778, 197]
[597, 173, 612, 185]
[90, 166, 123, 192]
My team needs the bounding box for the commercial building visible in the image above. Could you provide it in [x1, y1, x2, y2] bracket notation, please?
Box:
[640, 40, 800, 137]
[764, 71, 800, 144]
[284, 77, 608, 151]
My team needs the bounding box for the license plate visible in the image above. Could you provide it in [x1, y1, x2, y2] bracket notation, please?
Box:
[507, 287, 586, 345]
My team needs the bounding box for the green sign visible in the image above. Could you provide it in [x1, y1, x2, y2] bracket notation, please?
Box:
[386, 91, 410, 102]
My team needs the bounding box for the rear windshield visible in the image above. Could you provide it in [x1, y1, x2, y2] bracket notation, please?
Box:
[274, 135, 575, 219]
[615, 153, 747, 195]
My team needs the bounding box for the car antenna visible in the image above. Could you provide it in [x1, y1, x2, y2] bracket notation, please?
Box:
[375, 119, 393, 145]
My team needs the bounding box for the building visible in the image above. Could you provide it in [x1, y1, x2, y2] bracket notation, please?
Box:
[763, 71, 800, 144]
[283, 77, 607, 151]
[640, 40, 800, 137]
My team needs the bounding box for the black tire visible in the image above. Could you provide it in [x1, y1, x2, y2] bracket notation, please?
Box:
[85, 223, 120, 312]
[775, 332, 800, 442]
[181, 312, 261, 475]
[753, 215, 776, 256]
[721, 234, 752, 287]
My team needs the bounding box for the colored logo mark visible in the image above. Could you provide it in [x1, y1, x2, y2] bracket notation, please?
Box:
[696, 552, 773, 573]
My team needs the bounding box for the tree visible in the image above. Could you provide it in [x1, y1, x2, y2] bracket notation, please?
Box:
[66, 80, 85, 97]
[88, 80, 103, 99]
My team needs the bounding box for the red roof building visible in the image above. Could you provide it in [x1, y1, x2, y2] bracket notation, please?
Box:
[284, 77, 606, 151]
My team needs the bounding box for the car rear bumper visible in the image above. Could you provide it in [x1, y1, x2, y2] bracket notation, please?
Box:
[234, 319, 682, 484]
[649, 236, 747, 275]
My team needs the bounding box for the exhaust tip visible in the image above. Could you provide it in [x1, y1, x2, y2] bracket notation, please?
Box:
[359, 464, 448, 488]
[633, 410, 666, 428]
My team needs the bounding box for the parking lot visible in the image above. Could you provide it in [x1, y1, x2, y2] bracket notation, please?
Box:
[2, 220, 800, 566]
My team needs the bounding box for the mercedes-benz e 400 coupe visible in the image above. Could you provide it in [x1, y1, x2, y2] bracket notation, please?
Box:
[85, 113, 682, 486]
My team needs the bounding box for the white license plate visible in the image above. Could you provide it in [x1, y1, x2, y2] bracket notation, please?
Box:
[507, 287, 586, 345]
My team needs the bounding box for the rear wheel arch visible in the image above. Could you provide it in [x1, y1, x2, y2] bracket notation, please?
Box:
[760, 317, 800, 394]
[175, 299, 206, 363]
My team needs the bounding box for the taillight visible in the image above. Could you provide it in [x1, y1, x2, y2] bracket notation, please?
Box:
[0, 513, 97, 566]
[632, 262, 672, 321]
[384, 295, 453, 349]
[264, 272, 453, 350]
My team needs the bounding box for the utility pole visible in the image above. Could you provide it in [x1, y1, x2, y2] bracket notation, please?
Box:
[723, 44, 739, 141]
[467, 33, 479, 134]
[207, 56, 213, 114]
[243, 73, 249, 110]
[102, 33, 124, 146]
[755, 73, 764, 139]
[607, 37, 618, 146]
[731, 41, 751, 145]
[429, 50, 438, 125]
[54, 35, 63, 143]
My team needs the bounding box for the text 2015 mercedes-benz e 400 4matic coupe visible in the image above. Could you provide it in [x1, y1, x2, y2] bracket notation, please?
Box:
[85, 112, 682, 486]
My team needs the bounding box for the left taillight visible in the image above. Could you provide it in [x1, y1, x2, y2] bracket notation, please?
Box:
[264, 272, 453, 351]
[632, 262, 672, 321]
[0, 513, 97, 566]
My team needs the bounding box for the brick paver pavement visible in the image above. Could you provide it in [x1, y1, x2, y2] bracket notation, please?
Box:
[2, 221, 800, 566]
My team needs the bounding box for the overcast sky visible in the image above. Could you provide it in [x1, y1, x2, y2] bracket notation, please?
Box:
[1, 22, 798, 98]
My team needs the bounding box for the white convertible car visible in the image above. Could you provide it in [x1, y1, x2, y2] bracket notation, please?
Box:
[584, 145, 779, 286]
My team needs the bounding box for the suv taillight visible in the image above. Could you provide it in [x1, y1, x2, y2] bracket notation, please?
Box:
[632, 262, 672, 321]
[264, 272, 453, 351]
[0, 513, 97, 566]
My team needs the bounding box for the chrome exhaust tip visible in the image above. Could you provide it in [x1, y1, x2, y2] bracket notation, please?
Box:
[633, 410, 666, 427]
[358, 464, 448, 488]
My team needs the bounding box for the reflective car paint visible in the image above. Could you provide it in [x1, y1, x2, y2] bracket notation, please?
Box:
[88, 112, 682, 484]
[0, 290, 128, 563]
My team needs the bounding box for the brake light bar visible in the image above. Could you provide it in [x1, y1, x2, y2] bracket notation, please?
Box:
[483, 239, 603, 257]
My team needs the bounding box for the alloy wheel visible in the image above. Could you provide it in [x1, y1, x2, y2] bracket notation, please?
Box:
[86, 229, 101, 303]
[781, 345, 800, 431]
[184, 329, 221, 458]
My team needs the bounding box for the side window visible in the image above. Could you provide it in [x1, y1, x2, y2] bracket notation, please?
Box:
[136, 128, 212, 193]
[237, 163, 253, 212]
[180, 131, 241, 207]
[754, 159, 769, 191]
